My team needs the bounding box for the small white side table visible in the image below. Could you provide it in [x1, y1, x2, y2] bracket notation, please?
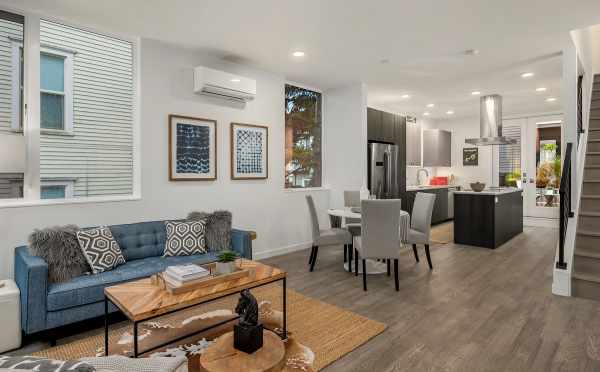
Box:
[0, 279, 21, 352]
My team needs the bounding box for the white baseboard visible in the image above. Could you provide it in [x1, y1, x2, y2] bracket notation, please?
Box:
[524, 217, 559, 228]
[253, 241, 312, 260]
[552, 267, 571, 296]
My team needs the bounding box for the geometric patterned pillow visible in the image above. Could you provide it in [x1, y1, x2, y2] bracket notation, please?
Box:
[76, 227, 126, 274]
[164, 220, 207, 257]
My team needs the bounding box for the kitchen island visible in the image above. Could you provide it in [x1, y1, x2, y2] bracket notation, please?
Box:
[453, 188, 523, 249]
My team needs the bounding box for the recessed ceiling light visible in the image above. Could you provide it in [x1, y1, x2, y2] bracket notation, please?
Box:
[536, 87, 547, 92]
[230, 78, 241, 83]
[521, 72, 534, 78]
[426, 103, 435, 108]
[446, 110, 455, 115]
[546, 97, 557, 102]
[379, 59, 390, 64]
[463, 49, 480, 56]
[471, 91, 481, 95]
[401, 94, 411, 99]
[292, 51, 305, 57]
[423, 112, 431, 116]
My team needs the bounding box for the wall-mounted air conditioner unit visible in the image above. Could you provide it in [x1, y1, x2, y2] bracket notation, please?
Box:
[193, 66, 256, 102]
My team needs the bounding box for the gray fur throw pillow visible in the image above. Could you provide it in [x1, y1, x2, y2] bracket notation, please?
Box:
[187, 210, 232, 251]
[28, 224, 90, 283]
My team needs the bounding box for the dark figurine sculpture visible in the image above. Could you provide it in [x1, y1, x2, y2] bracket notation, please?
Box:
[235, 289, 259, 326]
[234, 289, 263, 353]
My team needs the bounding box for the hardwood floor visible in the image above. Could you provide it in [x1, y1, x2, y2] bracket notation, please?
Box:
[13, 225, 600, 371]
[262, 225, 600, 372]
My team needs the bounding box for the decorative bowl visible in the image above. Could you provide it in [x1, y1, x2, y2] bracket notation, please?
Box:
[350, 207, 361, 213]
[470, 182, 486, 192]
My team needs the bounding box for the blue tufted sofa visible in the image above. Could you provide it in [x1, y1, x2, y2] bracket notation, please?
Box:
[14, 220, 253, 336]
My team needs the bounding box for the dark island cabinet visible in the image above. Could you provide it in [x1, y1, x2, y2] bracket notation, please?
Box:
[402, 188, 449, 225]
[453, 190, 523, 249]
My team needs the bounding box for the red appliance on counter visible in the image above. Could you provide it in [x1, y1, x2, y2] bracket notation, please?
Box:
[429, 176, 448, 186]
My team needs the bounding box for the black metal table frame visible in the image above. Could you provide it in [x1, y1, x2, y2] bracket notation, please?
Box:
[104, 276, 287, 357]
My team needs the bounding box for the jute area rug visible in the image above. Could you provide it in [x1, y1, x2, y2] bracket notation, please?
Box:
[430, 221, 454, 244]
[33, 286, 386, 371]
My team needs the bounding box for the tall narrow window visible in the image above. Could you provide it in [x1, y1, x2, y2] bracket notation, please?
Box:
[0, 10, 24, 199]
[285, 84, 322, 188]
[40, 53, 66, 130]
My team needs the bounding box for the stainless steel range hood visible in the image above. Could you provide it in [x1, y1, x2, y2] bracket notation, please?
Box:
[465, 94, 516, 146]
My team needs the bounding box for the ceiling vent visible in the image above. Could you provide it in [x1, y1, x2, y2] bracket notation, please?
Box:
[193, 66, 256, 102]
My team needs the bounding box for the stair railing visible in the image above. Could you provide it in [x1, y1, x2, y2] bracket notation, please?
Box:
[578, 75, 584, 145]
[557, 142, 573, 270]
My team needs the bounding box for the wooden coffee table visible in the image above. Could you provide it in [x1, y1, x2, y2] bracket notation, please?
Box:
[200, 330, 285, 372]
[103, 259, 287, 357]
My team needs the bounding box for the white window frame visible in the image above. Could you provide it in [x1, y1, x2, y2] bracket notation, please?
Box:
[0, 8, 141, 208]
[39, 47, 74, 133]
[284, 81, 325, 190]
[40, 179, 74, 199]
[11, 42, 74, 134]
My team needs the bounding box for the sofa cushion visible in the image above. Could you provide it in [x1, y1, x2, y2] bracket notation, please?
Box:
[47, 253, 218, 311]
[109, 221, 169, 261]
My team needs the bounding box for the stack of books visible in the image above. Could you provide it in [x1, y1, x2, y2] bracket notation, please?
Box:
[163, 264, 210, 287]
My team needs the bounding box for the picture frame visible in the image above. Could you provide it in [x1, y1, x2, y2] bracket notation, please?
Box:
[230, 122, 269, 180]
[168, 114, 217, 181]
[463, 147, 478, 166]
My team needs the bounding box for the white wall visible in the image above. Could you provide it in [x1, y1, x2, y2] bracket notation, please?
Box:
[0, 38, 331, 278]
[323, 83, 367, 208]
[432, 115, 498, 188]
[571, 24, 600, 75]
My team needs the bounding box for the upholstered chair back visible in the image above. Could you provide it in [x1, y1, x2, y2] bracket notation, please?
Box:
[360, 199, 402, 259]
[411, 192, 436, 239]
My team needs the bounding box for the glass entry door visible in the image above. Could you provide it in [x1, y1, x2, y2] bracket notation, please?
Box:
[522, 115, 563, 220]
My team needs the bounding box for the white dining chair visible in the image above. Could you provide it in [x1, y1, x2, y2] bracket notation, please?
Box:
[353, 199, 402, 291]
[406, 192, 436, 270]
[306, 195, 352, 272]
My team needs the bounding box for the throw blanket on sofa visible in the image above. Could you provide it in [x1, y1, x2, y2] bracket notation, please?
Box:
[0, 356, 94, 371]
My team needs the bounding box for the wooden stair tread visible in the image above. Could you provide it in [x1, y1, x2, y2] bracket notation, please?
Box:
[581, 194, 600, 199]
[578, 229, 600, 237]
[587, 152, 600, 155]
[572, 270, 600, 284]
[575, 247, 600, 260]
[584, 180, 600, 183]
[579, 211, 600, 217]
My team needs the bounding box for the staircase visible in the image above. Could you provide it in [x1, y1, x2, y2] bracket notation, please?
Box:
[572, 74, 600, 300]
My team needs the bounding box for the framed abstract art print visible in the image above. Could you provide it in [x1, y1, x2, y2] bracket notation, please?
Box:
[169, 115, 217, 181]
[230, 122, 268, 180]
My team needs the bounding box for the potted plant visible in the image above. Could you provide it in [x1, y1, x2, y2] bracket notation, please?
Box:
[216, 250, 238, 275]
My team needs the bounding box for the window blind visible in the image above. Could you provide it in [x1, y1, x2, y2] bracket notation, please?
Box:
[499, 125, 521, 174]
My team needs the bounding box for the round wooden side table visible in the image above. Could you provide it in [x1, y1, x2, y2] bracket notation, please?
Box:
[200, 330, 285, 372]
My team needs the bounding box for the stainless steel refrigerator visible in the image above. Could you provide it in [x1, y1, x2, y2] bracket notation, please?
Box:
[368, 143, 399, 199]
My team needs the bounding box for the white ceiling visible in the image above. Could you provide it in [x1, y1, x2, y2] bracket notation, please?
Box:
[6, 0, 600, 119]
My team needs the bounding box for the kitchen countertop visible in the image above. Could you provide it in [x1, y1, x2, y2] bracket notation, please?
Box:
[453, 187, 522, 195]
[406, 185, 459, 191]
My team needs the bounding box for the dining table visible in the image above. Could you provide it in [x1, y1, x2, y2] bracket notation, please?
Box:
[327, 207, 411, 274]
